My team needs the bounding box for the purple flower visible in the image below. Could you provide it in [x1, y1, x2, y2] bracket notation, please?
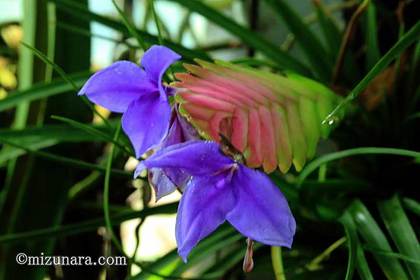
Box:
[78, 45, 181, 158]
[136, 140, 296, 261]
[147, 106, 199, 200]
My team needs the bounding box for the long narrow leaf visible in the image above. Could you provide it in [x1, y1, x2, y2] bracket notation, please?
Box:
[312, 1, 341, 60]
[0, 203, 177, 244]
[324, 21, 420, 123]
[349, 200, 408, 280]
[0, 73, 88, 112]
[340, 211, 358, 280]
[111, 0, 147, 50]
[402, 198, 420, 216]
[298, 147, 420, 185]
[0, 136, 130, 177]
[0, 123, 115, 143]
[378, 195, 420, 279]
[356, 245, 375, 280]
[364, 2, 381, 70]
[263, 0, 331, 81]
[49, 0, 209, 61]
[162, 0, 310, 74]
[51, 115, 133, 156]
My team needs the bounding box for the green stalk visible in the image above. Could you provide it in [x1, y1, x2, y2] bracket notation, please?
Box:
[111, 0, 147, 50]
[149, 0, 164, 45]
[271, 246, 286, 280]
[21, 42, 112, 128]
[67, 171, 101, 200]
[0, 136, 131, 177]
[306, 237, 347, 271]
[402, 198, 420, 216]
[0, 203, 177, 244]
[103, 123, 125, 255]
[298, 147, 420, 186]
[0, 0, 37, 214]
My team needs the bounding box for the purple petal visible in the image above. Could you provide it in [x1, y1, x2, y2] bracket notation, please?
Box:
[165, 86, 177, 97]
[78, 61, 156, 113]
[160, 117, 191, 188]
[162, 112, 184, 147]
[226, 166, 296, 248]
[141, 45, 181, 98]
[175, 106, 199, 141]
[122, 94, 171, 158]
[162, 108, 199, 145]
[135, 141, 233, 177]
[139, 114, 197, 201]
[148, 168, 177, 201]
[176, 175, 235, 261]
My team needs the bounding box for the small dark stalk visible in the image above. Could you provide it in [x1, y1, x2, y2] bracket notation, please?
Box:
[332, 0, 369, 84]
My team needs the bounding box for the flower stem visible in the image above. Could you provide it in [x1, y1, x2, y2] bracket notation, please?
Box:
[318, 163, 327, 182]
[103, 123, 124, 254]
[271, 246, 286, 280]
[306, 237, 347, 271]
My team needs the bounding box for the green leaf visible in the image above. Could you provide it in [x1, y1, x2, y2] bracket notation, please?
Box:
[131, 226, 239, 280]
[163, 0, 310, 75]
[51, 115, 133, 156]
[0, 122, 118, 164]
[0, 203, 177, 244]
[0, 139, 57, 167]
[172, 229, 242, 276]
[363, 2, 381, 70]
[402, 198, 420, 216]
[0, 123, 113, 143]
[21, 41, 112, 127]
[203, 244, 257, 278]
[0, 136, 130, 177]
[356, 245, 375, 280]
[340, 211, 358, 280]
[103, 124, 125, 253]
[21, 41, 79, 90]
[348, 200, 408, 280]
[263, 0, 332, 81]
[298, 147, 420, 185]
[324, 21, 420, 123]
[312, 1, 341, 60]
[378, 195, 420, 279]
[1, 2, 85, 280]
[49, 0, 209, 61]
[363, 247, 420, 265]
[310, 0, 360, 86]
[111, 0, 147, 50]
[0, 73, 88, 112]
[131, 249, 180, 280]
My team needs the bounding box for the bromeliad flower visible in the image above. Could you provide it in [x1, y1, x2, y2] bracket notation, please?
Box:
[78, 45, 181, 158]
[135, 140, 296, 261]
[174, 60, 342, 173]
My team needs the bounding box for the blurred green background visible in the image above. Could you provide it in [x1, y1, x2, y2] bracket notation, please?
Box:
[0, 0, 419, 279]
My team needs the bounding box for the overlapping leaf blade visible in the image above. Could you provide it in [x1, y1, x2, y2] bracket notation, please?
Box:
[263, 0, 332, 81]
[162, 0, 311, 75]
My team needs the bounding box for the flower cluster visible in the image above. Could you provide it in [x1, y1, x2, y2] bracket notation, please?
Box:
[79, 45, 296, 261]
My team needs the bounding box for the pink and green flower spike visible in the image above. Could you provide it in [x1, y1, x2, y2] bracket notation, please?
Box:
[173, 60, 342, 173]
